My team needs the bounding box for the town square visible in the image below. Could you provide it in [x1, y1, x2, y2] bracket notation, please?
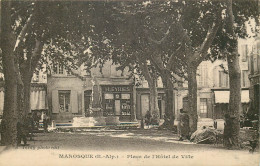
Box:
[0, 0, 259, 166]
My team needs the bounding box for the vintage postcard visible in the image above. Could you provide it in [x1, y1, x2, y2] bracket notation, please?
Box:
[0, 0, 259, 166]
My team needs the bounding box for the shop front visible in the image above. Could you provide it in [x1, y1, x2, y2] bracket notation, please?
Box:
[213, 90, 249, 119]
[101, 85, 134, 122]
[135, 88, 166, 120]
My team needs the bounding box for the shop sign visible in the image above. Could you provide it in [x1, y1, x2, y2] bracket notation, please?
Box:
[103, 86, 130, 92]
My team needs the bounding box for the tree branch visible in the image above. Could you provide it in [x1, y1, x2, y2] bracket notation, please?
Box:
[166, 44, 183, 70]
[31, 40, 44, 72]
[13, 14, 34, 52]
[197, 8, 222, 63]
[136, 56, 153, 84]
[149, 54, 164, 74]
[146, 25, 172, 45]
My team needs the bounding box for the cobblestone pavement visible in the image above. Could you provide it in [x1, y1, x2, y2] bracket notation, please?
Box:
[0, 129, 259, 166]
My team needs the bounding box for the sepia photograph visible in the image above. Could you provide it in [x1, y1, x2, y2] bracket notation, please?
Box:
[0, 0, 259, 165]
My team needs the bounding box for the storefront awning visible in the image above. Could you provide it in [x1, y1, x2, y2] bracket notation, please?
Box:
[30, 90, 47, 110]
[0, 89, 47, 113]
[214, 90, 249, 103]
[0, 91, 4, 114]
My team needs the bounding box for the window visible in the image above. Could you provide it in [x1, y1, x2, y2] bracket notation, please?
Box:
[58, 90, 70, 112]
[200, 98, 207, 114]
[53, 63, 65, 75]
[121, 93, 131, 115]
[219, 71, 229, 87]
[104, 93, 114, 99]
[104, 93, 114, 116]
[103, 93, 131, 116]
[32, 72, 39, 82]
[53, 63, 73, 75]
[197, 64, 208, 87]
[58, 64, 64, 74]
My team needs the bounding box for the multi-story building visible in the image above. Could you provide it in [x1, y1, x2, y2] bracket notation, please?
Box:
[0, 38, 254, 124]
[248, 36, 260, 116]
[47, 60, 135, 123]
[0, 66, 48, 116]
[174, 39, 251, 120]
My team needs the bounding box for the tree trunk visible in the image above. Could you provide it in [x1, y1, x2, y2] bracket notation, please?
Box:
[223, 0, 241, 149]
[17, 82, 24, 122]
[137, 57, 160, 122]
[148, 78, 159, 122]
[17, 73, 32, 123]
[187, 64, 198, 134]
[20, 67, 33, 121]
[161, 72, 175, 129]
[23, 77, 32, 116]
[0, 1, 18, 147]
[224, 53, 241, 148]
[18, 39, 44, 122]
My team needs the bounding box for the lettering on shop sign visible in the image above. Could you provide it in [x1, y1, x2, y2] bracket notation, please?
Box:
[103, 86, 130, 92]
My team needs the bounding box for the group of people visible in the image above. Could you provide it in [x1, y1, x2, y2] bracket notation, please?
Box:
[142, 109, 190, 141]
[141, 110, 158, 128]
[17, 112, 49, 146]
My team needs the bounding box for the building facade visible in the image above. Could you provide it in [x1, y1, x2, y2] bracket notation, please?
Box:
[248, 36, 260, 116]
[0, 67, 48, 116]
[135, 76, 167, 120]
[0, 39, 254, 124]
[47, 60, 135, 123]
[173, 38, 252, 120]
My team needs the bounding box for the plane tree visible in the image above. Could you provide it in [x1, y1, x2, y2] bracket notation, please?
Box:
[219, 0, 258, 148]
[0, 1, 94, 146]
[82, 1, 187, 128]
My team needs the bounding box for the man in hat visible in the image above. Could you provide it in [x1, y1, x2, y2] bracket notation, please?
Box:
[178, 109, 190, 141]
[145, 111, 152, 128]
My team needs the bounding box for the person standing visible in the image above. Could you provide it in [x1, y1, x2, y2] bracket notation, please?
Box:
[145, 111, 152, 128]
[25, 114, 34, 141]
[17, 121, 28, 146]
[41, 112, 48, 133]
[32, 112, 39, 129]
[178, 109, 190, 141]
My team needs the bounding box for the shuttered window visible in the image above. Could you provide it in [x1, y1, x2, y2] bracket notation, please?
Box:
[197, 63, 208, 87]
[52, 90, 59, 113]
[200, 98, 207, 113]
[59, 90, 70, 112]
[219, 71, 229, 87]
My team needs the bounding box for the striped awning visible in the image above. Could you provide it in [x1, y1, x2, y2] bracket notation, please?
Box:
[0, 91, 4, 114]
[214, 90, 249, 103]
[30, 90, 47, 110]
[0, 89, 47, 113]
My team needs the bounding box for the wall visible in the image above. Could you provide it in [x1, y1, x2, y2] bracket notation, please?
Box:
[47, 75, 92, 123]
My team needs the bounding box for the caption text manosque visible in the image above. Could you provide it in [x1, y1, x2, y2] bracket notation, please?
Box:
[58, 154, 194, 159]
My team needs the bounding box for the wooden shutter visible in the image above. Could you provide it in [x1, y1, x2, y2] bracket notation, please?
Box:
[71, 90, 78, 113]
[52, 90, 59, 113]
